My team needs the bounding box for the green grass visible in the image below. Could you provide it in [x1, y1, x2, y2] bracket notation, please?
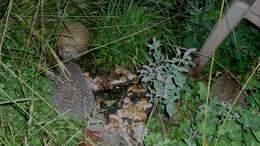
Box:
[0, 0, 259, 145]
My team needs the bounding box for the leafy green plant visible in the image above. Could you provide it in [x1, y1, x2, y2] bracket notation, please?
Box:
[144, 74, 260, 145]
[144, 132, 174, 146]
[180, 81, 260, 145]
[183, 100, 260, 145]
[244, 77, 260, 110]
[139, 38, 194, 117]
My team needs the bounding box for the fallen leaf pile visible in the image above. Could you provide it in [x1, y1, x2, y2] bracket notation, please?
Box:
[127, 84, 147, 97]
[95, 97, 152, 145]
[80, 129, 104, 146]
[84, 66, 137, 92]
[81, 66, 153, 145]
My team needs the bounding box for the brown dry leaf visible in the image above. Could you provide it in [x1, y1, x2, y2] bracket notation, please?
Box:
[120, 97, 151, 122]
[135, 98, 152, 111]
[127, 84, 147, 97]
[94, 98, 106, 113]
[95, 97, 151, 145]
[121, 107, 147, 122]
[109, 76, 128, 86]
[80, 129, 104, 146]
[83, 73, 110, 92]
[116, 66, 137, 80]
[108, 114, 121, 128]
[84, 72, 131, 92]
[95, 114, 124, 135]
[108, 114, 135, 146]
[83, 72, 92, 81]
[87, 129, 104, 143]
[132, 122, 148, 143]
[122, 96, 134, 109]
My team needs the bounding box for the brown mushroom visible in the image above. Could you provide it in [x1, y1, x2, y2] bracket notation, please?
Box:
[57, 22, 89, 60]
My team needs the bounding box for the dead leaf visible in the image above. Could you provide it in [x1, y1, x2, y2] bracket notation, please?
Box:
[80, 129, 104, 146]
[135, 98, 152, 111]
[128, 84, 147, 97]
[116, 66, 136, 80]
[132, 122, 148, 143]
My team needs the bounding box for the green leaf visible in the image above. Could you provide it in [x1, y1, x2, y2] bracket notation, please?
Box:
[252, 129, 260, 142]
[144, 132, 163, 145]
[237, 111, 260, 129]
[216, 139, 230, 146]
[230, 141, 243, 146]
[166, 103, 174, 117]
[166, 80, 176, 90]
[250, 141, 260, 146]
[154, 138, 173, 146]
[195, 122, 216, 135]
[219, 120, 241, 135]
[170, 128, 185, 141]
[154, 80, 164, 92]
[167, 90, 176, 100]
[174, 72, 186, 88]
[228, 131, 242, 141]
[141, 75, 154, 83]
[183, 138, 197, 146]
[245, 79, 260, 90]
[198, 82, 207, 99]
